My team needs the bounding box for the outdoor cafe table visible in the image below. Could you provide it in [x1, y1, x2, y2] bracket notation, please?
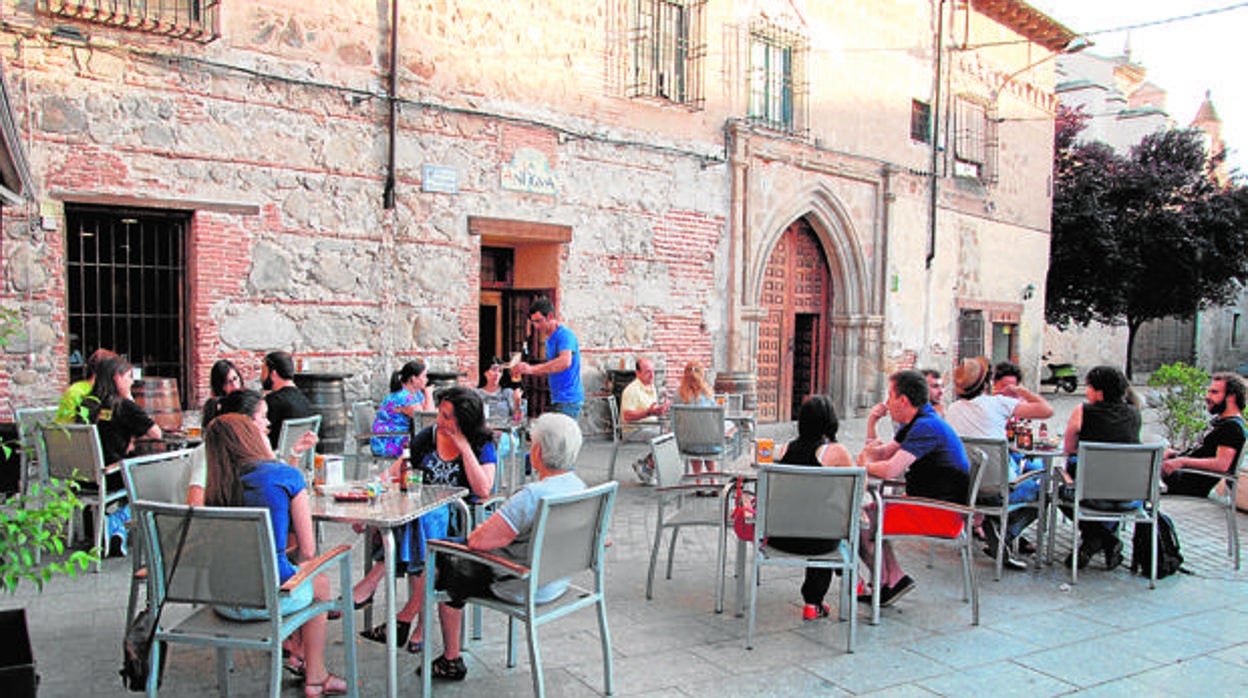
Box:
[311, 484, 468, 698]
[1010, 444, 1068, 565]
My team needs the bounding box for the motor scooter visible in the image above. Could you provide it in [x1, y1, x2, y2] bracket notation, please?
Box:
[1040, 356, 1078, 393]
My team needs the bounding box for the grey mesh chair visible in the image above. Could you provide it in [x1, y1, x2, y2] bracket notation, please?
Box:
[671, 404, 729, 472]
[746, 464, 867, 652]
[15, 406, 57, 496]
[422, 482, 618, 698]
[871, 447, 985, 626]
[38, 423, 124, 573]
[645, 433, 733, 600]
[1068, 440, 1166, 587]
[276, 414, 321, 475]
[1167, 447, 1245, 570]
[962, 436, 1045, 580]
[121, 449, 197, 628]
[134, 501, 358, 697]
[606, 395, 656, 482]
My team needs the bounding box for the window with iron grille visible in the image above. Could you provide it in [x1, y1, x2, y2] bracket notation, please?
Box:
[747, 22, 808, 134]
[911, 99, 932, 144]
[628, 0, 706, 108]
[38, 1, 220, 43]
[953, 97, 999, 183]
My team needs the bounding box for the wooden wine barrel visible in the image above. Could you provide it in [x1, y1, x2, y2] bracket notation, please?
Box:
[293, 372, 350, 455]
[713, 371, 758, 412]
[132, 378, 183, 432]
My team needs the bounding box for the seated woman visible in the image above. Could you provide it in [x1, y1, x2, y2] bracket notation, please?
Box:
[85, 355, 161, 481]
[476, 358, 523, 459]
[767, 394, 853, 620]
[371, 360, 435, 458]
[203, 414, 347, 697]
[186, 389, 315, 506]
[201, 359, 245, 424]
[670, 361, 736, 485]
[1060, 365, 1142, 571]
[355, 386, 496, 653]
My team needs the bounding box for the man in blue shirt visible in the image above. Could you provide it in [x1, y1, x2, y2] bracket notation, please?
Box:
[858, 369, 971, 607]
[515, 298, 584, 419]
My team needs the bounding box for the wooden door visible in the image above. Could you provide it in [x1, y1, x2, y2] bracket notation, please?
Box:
[757, 219, 831, 422]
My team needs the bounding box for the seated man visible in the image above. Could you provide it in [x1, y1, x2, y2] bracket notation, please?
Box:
[619, 357, 669, 442]
[1161, 372, 1248, 496]
[858, 370, 971, 606]
[426, 412, 587, 682]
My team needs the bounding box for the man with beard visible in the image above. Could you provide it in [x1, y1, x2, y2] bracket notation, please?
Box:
[1161, 373, 1248, 497]
[261, 350, 314, 451]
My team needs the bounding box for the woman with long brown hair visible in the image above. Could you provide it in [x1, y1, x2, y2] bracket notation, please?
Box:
[204, 414, 347, 697]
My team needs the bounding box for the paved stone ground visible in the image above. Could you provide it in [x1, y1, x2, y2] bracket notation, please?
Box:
[10, 393, 1248, 696]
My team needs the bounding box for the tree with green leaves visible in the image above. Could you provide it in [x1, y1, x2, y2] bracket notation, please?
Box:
[1046, 106, 1248, 377]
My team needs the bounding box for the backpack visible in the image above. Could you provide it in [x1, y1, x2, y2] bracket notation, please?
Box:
[1131, 513, 1185, 579]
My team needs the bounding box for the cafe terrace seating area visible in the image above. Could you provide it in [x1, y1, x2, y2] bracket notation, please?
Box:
[11, 409, 1248, 696]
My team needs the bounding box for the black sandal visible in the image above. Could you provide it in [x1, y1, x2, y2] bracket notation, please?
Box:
[417, 654, 467, 681]
[359, 619, 411, 646]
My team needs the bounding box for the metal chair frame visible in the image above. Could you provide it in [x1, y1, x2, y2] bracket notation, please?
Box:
[121, 449, 197, 628]
[15, 405, 58, 496]
[671, 403, 730, 472]
[276, 414, 321, 474]
[422, 482, 618, 698]
[38, 423, 124, 573]
[962, 436, 1045, 580]
[1167, 446, 1246, 570]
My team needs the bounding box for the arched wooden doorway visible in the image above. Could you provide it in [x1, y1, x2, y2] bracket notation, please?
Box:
[757, 218, 832, 422]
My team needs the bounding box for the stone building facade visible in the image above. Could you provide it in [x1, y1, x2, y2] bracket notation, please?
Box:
[0, 0, 1071, 424]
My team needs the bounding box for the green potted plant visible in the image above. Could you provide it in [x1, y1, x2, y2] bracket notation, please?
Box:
[1, 306, 99, 696]
[1147, 361, 1210, 451]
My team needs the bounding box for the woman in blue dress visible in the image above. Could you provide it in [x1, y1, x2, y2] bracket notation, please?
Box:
[355, 386, 496, 653]
[204, 413, 347, 697]
[371, 360, 435, 457]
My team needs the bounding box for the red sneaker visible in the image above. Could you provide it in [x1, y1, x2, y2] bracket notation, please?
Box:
[802, 603, 831, 620]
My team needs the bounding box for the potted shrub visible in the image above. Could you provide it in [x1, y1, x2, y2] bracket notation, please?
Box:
[1, 306, 99, 696]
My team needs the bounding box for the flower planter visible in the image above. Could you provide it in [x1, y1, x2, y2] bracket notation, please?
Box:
[0, 608, 37, 697]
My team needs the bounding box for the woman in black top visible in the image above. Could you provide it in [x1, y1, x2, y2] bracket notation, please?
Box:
[768, 395, 853, 621]
[1060, 365, 1141, 570]
[85, 356, 161, 466]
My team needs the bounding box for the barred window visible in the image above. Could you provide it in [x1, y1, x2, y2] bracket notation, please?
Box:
[38, 1, 220, 43]
[747, 23, 808, 134]
[629, 0, 706, 108]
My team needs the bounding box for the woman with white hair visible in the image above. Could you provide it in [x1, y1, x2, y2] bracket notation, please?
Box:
[421, 412, 586, 682]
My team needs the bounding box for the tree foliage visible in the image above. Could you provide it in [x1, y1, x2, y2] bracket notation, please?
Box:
[1046, 105, 1248, 373]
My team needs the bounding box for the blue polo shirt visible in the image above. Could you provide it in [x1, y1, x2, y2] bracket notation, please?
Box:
[895, 404, 971, 503]
[546, 324, 583, 404]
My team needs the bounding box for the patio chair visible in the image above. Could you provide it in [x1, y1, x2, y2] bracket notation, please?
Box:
[870, 445, 986, 626]
[606, 394, 658, 482]
[1067, 440, 1166, 587]
[645, 433, 734, 600]
[276, 414, 321, 476]
[121, 449, 197, 628]
[746, 464, 867, 652]
[39, 423, 124, 573]
[133, 501, 358, 697]
[671, 403, 730, 472]
[962, 436, 1045, 580]
[1165, 447, 1245, 570]
[422, 482, 619, 698]
[15, 406, 57, 496]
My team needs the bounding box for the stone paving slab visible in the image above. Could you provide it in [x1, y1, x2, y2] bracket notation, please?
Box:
[10, 399, 1248, 696]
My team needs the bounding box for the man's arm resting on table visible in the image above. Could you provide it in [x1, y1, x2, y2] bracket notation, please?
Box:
[863, 448, 915, 482]
[468, 511, 518, 551]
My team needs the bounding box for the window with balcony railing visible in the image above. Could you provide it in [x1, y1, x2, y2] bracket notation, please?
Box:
[747, 21, 808, 135]
[628, 0, 706, 108]
[39, 1, 220, 43]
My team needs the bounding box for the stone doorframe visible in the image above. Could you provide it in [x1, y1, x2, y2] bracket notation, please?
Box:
[727, 129, 893, 417]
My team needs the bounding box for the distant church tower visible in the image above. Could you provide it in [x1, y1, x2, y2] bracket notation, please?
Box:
[1191, 90, 1227, 185]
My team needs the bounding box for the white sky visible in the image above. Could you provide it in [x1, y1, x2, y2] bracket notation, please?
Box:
[1030, 0, 1248, 173]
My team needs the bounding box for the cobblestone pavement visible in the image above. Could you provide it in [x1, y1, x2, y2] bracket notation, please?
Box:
[11, 393, 1248, 696]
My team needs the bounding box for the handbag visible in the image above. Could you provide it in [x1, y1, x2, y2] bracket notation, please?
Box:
[120, 507, 193, 691]
[731, 476, 756, 542]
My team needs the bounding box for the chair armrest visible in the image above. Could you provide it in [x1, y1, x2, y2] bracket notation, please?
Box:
[880, 494, 976, 517]
[656, 483, 725, 495]
[1009, 469, 1047, 488]
[427, 539, 530, 578]
[280, 544, 352, 592]
[1171, 466, 1236, 483]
